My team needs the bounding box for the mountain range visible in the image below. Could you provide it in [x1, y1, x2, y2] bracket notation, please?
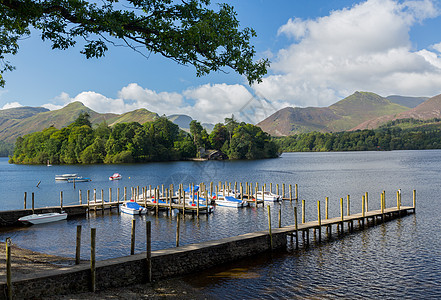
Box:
[0, 102, 213, 144]
[257, 92, 431, 136]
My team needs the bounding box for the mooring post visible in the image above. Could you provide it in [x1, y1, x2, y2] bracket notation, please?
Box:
[365, 192, 369, 212]
[289, 184, 292, 201]
[302, 199, 305, 224]
[146, 220, 152, 282]
[79, 190, 82, 205]
[295, 184, 298, 200]
[87, 190, 90, 213]
[124, 187, 127, 202]
[340, 197, 344, 232]
[32, 192, 35, 214]
[294, 206, 299, 249]
[325, 197, 329, 219]
[131, 219, 136, 255]
[90, 228, 96, 293]
[267, 205, 273, 250]
[6, 237, 12, 300]
[413, 189, 416, 210]
[317, 200, 322, 242]
[24, 192, 27, 209]
[75, 225, 82, 265]
[101, 189, 104, 211]
[109, 188, 112, 204]
[282, 183, 285, 200]
[176, 214, 180, 247]
[60, 191, 63, 211]
[278, 205, 282, 228]
[347, 195, 350, 216]
[362, 195, 365, 228]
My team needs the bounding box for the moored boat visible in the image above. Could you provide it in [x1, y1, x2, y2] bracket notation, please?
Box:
[253, 191, 281, 202]
[55, 174, 78, 181]
[67, 176, 91, 182]
[109, 173, 122, 180]
[212, 194, 247, 208]
[120, 201, 147, 215]
[18, 212, 67, 225]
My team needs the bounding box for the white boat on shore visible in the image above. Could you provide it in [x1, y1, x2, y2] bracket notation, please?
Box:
[120, 201, 147, 215]
[18, 212, 67, 225]
[55, 174, 77, 181]
[253, 191, 282, 202]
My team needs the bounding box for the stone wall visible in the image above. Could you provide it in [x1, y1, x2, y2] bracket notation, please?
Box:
[0, 229, 287, 299]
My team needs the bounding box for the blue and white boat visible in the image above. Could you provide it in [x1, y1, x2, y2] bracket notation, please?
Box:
[120, 201, 147, 215]
[212, 194, 247, 208]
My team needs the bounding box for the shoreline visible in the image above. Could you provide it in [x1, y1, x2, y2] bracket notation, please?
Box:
[0, 243, 213, 299]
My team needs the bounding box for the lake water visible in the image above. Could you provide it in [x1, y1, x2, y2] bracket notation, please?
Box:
[0, 150, 440, 298]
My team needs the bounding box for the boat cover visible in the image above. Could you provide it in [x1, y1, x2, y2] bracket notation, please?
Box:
[126, 202, 142, 209]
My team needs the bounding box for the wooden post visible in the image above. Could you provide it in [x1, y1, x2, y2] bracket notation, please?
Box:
[124, 187, 127, 202]
[90, 228, 96, 292]
[75, 225, 82, 265]
[362, 195, 365, 217]
[197, 191, 200, 217]
[413, 189, 416, 210]
[289, 184, 292, 201]
[32, 192, 35, 214]
[278, 205, 282, 228]
[6, 238, 12, 300]
[101, 189, 104, 211]
[317, 200, 321, 242]
[24, 192, 27, 209]
[347, 195, 350, 216]
[79, 190, 82, 204]
[262, 185, 265, 202]
[60, 191, 63, 211]
[282, 183, 285, 199]
[131, 219, 136, 255]
[302, 199, 305, 224]
[87, 190, 90, 212]
[295, 184, 298, 200]
[294, 207, 299, 249]
[146, 220, 152, 282]
[270, 183, 273, 194]
[109, 188, 112, 204]
[340, 198, 344, 221]
[365, 192, 368, 212]
[325, 197, 329, 219]
[267, 205, 272, 250]
[176, 214, 180, 247]
[397, 190, 400, 210]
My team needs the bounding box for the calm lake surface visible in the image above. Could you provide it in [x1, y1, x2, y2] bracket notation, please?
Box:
[0, 150, 440, 299]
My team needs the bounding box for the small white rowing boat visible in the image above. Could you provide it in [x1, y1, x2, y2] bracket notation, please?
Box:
[18, 212, 67, 225]
[109, 173, 122, 180]
[55, 174, 77, 181]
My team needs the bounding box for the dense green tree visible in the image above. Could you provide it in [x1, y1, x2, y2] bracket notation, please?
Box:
[0, 0, 269, 87]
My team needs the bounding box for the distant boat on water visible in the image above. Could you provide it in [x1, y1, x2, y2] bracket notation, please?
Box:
[55, 174, 78, 181]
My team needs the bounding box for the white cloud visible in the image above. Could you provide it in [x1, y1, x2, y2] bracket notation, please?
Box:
[254, 0, 441, 106]
[44, 83, 272, 124]
[2, 102, 23, 109]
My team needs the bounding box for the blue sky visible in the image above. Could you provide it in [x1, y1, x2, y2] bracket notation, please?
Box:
[1, 0, 441, 124]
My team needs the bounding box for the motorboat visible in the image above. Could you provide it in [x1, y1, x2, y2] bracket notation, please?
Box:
[212, 194, 247, 208]
[253, 191, 282, 202]
[120, 201, 147, 215]
[55, 174, 78, 181]
[217, 188, 241, 198]
[109, 173, 122, 180]
[18, 212, 67, 225]
[67, 176, 91, 182]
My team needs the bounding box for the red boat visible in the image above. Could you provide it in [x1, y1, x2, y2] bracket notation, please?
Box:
[109, 173, 122, 180]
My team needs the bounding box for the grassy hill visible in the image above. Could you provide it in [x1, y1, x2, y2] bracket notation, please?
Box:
[258, 91, 410, 136]
[352, 93, 441, 130]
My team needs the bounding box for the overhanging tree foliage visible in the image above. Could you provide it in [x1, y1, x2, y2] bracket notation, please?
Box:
[0, 0, 269, 87]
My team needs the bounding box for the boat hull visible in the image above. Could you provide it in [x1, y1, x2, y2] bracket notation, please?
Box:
[120, 204, 147, 215]
[18, 212, 67, 225]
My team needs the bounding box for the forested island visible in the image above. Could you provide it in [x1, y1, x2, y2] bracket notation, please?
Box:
[9, 113, 279, 164]
[275, 118, 441, 152]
